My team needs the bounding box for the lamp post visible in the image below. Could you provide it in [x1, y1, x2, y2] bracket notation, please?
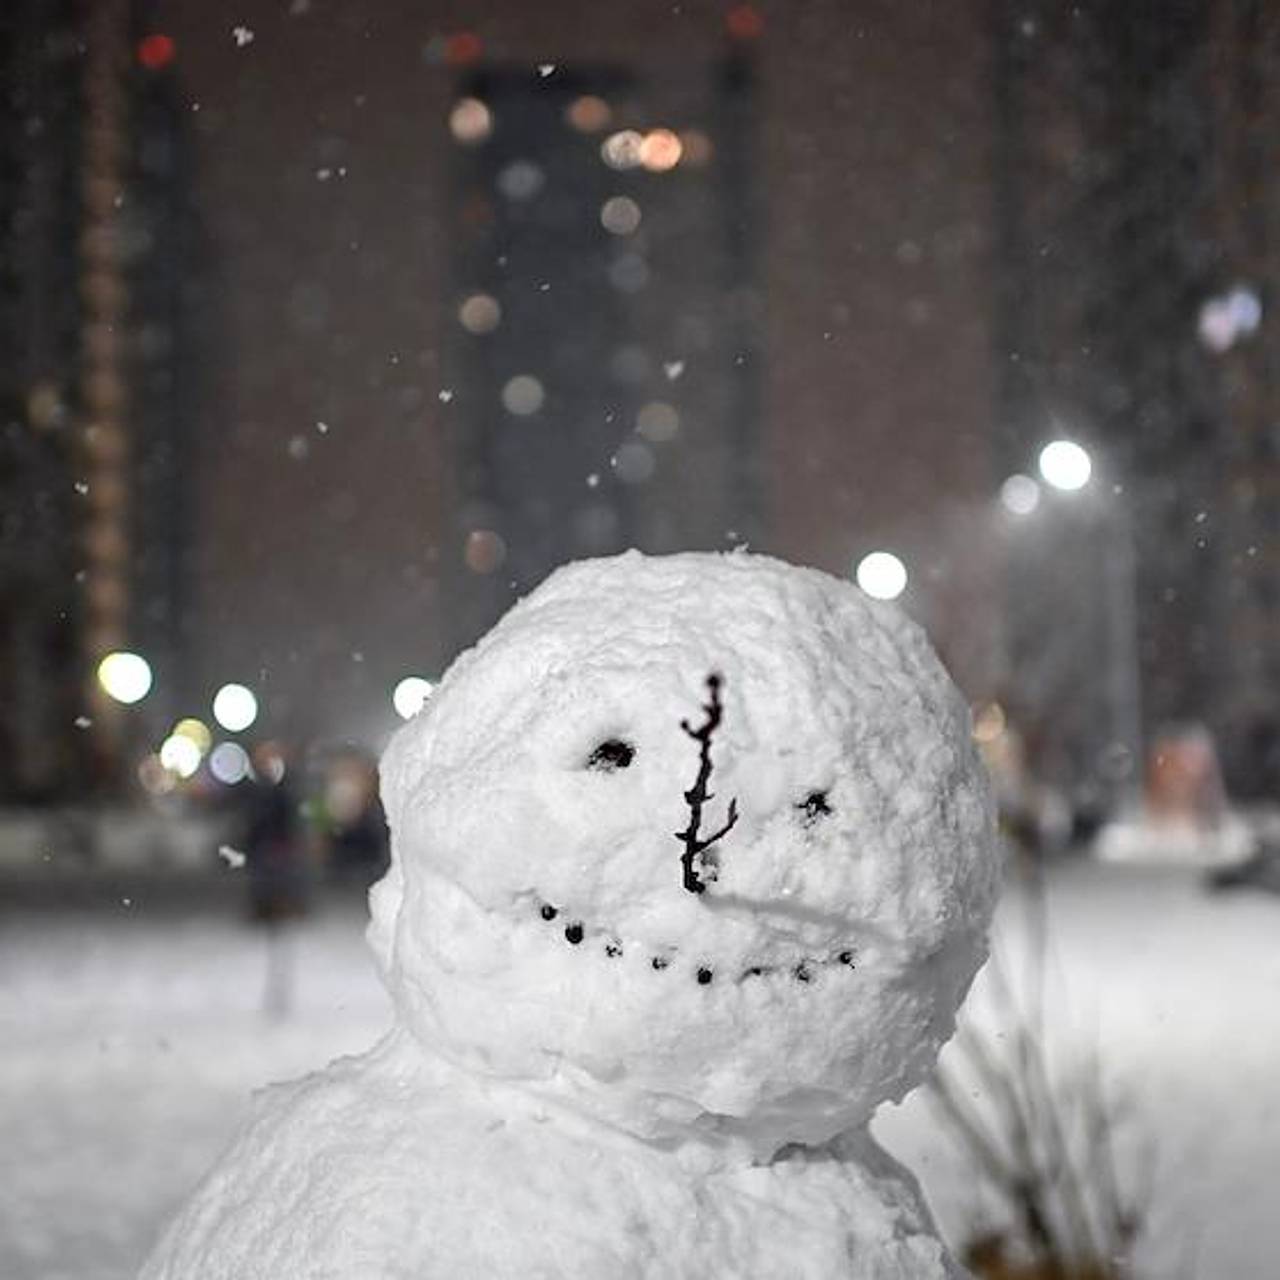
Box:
[1004, 440, 1143, 813]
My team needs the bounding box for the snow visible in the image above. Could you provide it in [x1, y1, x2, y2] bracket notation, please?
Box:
[0, 892, 388, 1280]
[5, 557, 1275, 1277]
[143, 551, 997, 1276]
[373, 552, 997, 1147]
[2, 862, 1278, 1278]
[874, 860, 1280, 1278]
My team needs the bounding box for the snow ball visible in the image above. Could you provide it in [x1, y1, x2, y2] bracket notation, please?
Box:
[373, 551, 997, 1151]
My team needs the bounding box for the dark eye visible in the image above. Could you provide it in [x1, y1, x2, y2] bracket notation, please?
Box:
[798, 790, 832, 822]
[587, 739, 634, 771]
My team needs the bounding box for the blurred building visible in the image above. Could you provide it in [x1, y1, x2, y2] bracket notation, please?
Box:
[7, 0, 1005, 782]
[991, 0, 1280, 798]
[1207, 0, 1280, 798]
[442, 53, 762, 648]
[126, 0, 997, 753]
[0, 0, 214, 800]
[1, 0, 89, 799]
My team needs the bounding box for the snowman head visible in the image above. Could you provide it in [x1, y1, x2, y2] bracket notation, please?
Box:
[373, 551, 997, 1154]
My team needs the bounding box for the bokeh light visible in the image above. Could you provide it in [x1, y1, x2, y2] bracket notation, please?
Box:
[600, 130, 644, 170]
[855, 551, 908, 601]
[443, 31, 482, 66]
[496, 159, 544, 201]
[1000, 473, 1042, 515]
[392, 676, 434, 720]
[972, 701, 1008, 744]
[726, 3, 765, 40]
[600, 195, 642, 235]
[159, 733, 201, 779]
[1198, 284, 1262, 352]
[639, 129, 683, 172]
[209, 741, 251, 785]
[566, 95, 611, 133]
[458, 293, 502, 334]
[636, 401, 680, 442]
[96, 651, 153, 704]
[137, 753, 175, 796]
[136, 33, 175, 70]
[612, 440, 656, 485]
[212, 683, 258, 732]
[1038, 439, 1093, 492]
[463, 529, 507, 574]
[448, 97, 492, 145]
[501, 374, 545, 415]
[172, 717, 213, 753]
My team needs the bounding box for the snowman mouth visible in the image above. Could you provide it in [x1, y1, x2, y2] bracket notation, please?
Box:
[532, 898, 856, 986]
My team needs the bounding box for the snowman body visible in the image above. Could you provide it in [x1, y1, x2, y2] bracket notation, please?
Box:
[143, 552, 997, 1279]
[143, 1034, 962, 1279]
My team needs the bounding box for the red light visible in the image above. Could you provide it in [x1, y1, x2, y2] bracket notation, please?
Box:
[725, 4, 764, 40]
[445, 31, 482, 66]
[137, 33, 175, 70]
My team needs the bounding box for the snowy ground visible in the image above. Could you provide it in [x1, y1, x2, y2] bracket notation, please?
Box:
[2, 861, 1277, 1279]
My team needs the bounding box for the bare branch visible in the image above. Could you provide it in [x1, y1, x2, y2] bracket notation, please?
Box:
[674, 674, 740, 894]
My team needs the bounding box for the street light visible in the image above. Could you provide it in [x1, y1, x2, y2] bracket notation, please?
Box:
[1004, 441, 1142, 810]
[855, 550, 908, 601]
[392, 676, 434, 720]
[1038, 439, 1092, 492]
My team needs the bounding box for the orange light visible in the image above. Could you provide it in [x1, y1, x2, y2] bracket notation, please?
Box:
[639, 129, 683, 172]
[566, 95, 611, 134]
[137, 33, 175, 70]
[445, 31, 483, 66]
[726, 4, 764, 40]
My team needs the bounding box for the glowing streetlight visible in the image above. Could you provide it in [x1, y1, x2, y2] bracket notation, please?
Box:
[392, 676, 434, 720]
[96, 651, 153, 704]
[855, 551, 908, 601]
[1038, 439, 1092, 492]
[212, 683, 258, 733]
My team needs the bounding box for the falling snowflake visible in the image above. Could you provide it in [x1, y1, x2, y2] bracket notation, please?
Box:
[438, 389, 454, 403]
[663, 360, 685, 381]
[537, 63, 556, 77]
[232, 25, 255, 47]
[218, 845, 247, 869]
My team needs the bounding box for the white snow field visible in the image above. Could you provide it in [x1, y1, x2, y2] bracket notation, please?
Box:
[2, 861, 1277, 1279]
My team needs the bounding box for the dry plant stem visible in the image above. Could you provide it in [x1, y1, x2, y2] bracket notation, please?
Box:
[990, 954, 1098, 1263]
[928, 852, 1149, 1279]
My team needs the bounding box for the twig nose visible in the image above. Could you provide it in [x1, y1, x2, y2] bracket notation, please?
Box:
[674, 672, 739, 894]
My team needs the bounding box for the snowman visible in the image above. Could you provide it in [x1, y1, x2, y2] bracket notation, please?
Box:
[143, 551, 998, 1279]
